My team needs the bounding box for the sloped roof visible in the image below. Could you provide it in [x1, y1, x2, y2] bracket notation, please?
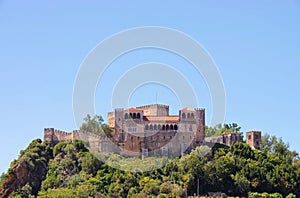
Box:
[126, 108, 140, 111]
[144, 116, 179, 122]
[181, 107, 195, 111]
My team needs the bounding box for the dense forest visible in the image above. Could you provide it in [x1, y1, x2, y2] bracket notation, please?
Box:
[0, 119, 299, 197]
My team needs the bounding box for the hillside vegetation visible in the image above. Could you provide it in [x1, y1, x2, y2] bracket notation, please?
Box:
[0, 134, 299, 197]
[0, 117, 299, 197]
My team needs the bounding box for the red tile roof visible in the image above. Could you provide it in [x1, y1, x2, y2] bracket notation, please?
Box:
[126, 108, 139, 111]
[144, 116, 179, 122]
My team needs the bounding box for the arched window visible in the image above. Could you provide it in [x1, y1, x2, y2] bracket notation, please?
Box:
[137, 113, 141, 119]
[162, 125, 165, 130]
[189, 125, 193, 131]
[183, 136, 185, 140]
[174, 124, 178, 130]
[170, 124, 174, 130]
[125, 113, 129, 119]
[191, 113, 194, 119]
[182, 113, 186, 119]
[158, 124, 161, 130]
[145, 125, 149, 130]
[187, 113, 190, 119]
[154, 124, 157, 130]
[150, 125, 153, 131]
[166, 124, 169, 131]
[133, 113, 136, 119]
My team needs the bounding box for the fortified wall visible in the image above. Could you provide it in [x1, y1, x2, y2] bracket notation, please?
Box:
[44, 128, 118, 153]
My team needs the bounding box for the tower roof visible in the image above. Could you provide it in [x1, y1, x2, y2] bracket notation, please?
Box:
[181, 107, 195, 111]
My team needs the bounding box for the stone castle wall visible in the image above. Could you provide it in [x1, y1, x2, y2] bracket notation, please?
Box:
[136, 104, 169, 116]
[44, 128, 118, 152]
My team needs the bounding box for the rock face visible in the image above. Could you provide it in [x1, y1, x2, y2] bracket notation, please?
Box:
[1, 160, 30, 197]
[0, 139, 51, 198]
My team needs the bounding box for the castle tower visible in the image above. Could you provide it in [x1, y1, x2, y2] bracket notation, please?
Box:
[246, 131, 262, 150]
[195, 108, 205, 144]
[114, 108, 125, 142]
[44, 128, 54, 142]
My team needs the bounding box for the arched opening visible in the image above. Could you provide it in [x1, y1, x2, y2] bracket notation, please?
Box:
[170, 124, 174, 130]
[182, 113, 186, 119]
[137, 113, 141, 119]
[162, 125, 165, 130]
[133, 113, 136, 119]
[189, 125, 192, 131]
[145, 125, 149, 130]
[166, 124, 170, 130]
[174, 124, 178, 130]
[125, 113, 129, 119]
[158, 124, 161, 130]
[150, 124, 153, 131]
[154, 124, 157, 130]
[191, 113, 194, 119]
[130, 113, 133, 118]
[187, 113, 190, 119]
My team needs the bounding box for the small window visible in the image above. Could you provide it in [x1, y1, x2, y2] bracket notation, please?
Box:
[248, 135, 251, 140]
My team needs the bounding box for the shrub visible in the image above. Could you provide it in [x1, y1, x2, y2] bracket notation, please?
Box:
[286, 193, 296, 198]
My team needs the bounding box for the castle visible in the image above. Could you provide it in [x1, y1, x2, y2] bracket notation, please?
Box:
[107, 104, 205, 156]
[44, 104, 262, 157]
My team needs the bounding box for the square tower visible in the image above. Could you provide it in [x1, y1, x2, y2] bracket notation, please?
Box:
[246, 131, 262, 150]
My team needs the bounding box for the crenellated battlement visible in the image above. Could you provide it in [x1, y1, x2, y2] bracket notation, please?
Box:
[44, 128, 108, 144]
[136, 104, 169, 109]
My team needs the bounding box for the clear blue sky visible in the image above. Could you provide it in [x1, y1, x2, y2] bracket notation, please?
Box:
[1, 1, 300, 174]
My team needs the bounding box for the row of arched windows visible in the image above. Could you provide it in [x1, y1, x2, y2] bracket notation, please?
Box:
[145, 124, 178, 131]
[124, 113, 141, 119]
[181, 112, 194, 119]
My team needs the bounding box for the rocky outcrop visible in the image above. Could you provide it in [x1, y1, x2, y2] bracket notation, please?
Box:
[0, 139, 51, 198]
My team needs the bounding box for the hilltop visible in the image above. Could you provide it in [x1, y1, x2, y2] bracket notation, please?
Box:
[0, 134, 299, 197]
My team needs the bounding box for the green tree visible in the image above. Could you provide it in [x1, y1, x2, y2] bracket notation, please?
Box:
[80, 114, 112, 137]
